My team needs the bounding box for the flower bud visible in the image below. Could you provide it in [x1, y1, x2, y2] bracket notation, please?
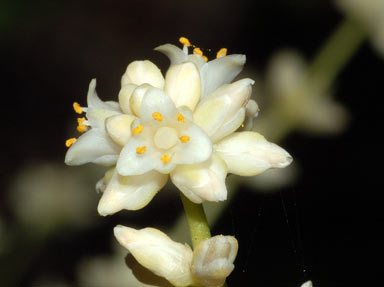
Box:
[191, 235, 238, 287]
[194, 78, 254, 143]
[214, 131, 292, 176]
[121, 60, 164, 89]
[114, 226, 194, 287]
[130, 84, 152, 117]
[118, 84, 137, 114]
[164, 62, 201, 111]
[301, 281, 313, 287]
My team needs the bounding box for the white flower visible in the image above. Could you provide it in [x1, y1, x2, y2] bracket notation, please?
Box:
[114, 225, 238, 287]
[65, 38, 292, 215]
[256, 50, 349, 139]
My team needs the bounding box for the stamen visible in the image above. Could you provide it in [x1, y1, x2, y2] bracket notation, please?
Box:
[152, 112, 163, 122]
[65, 138, 77, 147]
[177, 113, 185, 122]
[179, 37, 191, 47]
[73, 102, 83, 114]
[241, 123, 245, 128]
[193, 47, 208, 62]
[180, 135, 190, 143]
[132, 124, 143, 134]
[216, 48, 227, 58]
[136, 146, 146, 154]
[161, 154, 171, 164]
[77, 117, 87, 133]
[193, 47, 203, 57]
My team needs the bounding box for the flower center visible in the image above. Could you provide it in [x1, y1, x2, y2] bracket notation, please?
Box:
[154, 126, 178, 150]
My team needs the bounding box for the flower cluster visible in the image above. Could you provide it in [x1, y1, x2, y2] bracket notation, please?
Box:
[65, 38, 292, 215]
[65, 37, 292, 286]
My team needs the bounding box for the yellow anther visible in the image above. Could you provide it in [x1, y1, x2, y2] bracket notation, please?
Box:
[180, 135, 190, 143]
[179, 37, 191, 47]
[193, 47, 203, 57]
[161, 154, 171, 164]
[132, 124, 143, 134]
[73, 102, 83, 114]
[216, 48, 227, 59]
[152, 112, 163, 122]
[177, 113, 185, 122]
[202, 55, 208, 62]
[241, 123, 245, 128]
[136, 146, 146, 154]
[77, 117, 87, 133]
[65, 138, 77, 147]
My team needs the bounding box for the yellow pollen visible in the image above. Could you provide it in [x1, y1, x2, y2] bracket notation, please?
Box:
[202, 55, 208, 62]
[179, 37, 191, 47]
[136, 146, 146, 154]
[152, 112, 163, 122]
[77, 117, 87, 133]
[73, 102, 83, 114]
[177, 113, 185, 122]
[132, 124, 143, 134]
[161, 154, 171, 164]
[216, 48, 227, 59]
[180, 135, 190, 143]
[65, 138, 77, 147]
[193, 47, 203, 57]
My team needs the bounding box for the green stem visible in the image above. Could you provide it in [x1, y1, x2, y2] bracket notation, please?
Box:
[179, 192, 211, 249]
[307, 16, 367, 93]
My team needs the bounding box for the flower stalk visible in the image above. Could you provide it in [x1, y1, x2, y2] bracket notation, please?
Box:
[179, 192, 211, 249]
[307, 16, 367, 92]
[180, 192, 233, 287]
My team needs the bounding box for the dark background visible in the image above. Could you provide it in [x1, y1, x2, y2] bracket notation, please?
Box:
[0, 0, 381, 286]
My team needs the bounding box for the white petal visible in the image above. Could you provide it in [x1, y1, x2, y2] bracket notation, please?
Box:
[130, 84, 152, 117]
[154, 44, 188, 65]
[121, 60, 165, 89]
[192, 235, 238, 287]
[65, 129, 120, 166]
[186, 54, 207, 70]
[172, 123, 212, 165]
[301, 281, 313, 287]
[204, 54, 246, 97]
[97, 169, 168, 215]
[87, 79, 119, 111]
[140, 87, 178, 123]
[117, 136, 164, 176]
[194, 78, 254, 142]
[165, 62, 201, 111]
[118, 84, 137, 114]
[86, 108, 121, 129]
[114, 226, 195, 287]
[105, 114, 136, 146]
[214, 131, 292, 176]
[170, 153, 227, 204]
